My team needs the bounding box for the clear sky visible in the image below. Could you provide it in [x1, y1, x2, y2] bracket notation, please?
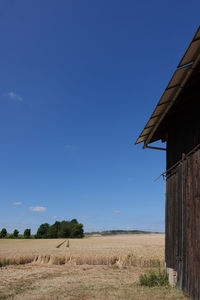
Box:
[0, 0, 199, 234]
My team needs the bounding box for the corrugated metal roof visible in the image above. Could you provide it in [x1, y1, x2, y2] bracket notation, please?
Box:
[136, 26, 200, 148]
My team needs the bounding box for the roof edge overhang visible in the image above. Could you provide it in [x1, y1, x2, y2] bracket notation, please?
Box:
[135, 26, 200, 149]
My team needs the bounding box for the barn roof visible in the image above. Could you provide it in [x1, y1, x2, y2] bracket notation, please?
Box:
[136, 26, 200, 148]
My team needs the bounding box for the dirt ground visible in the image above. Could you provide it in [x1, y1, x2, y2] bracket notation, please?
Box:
[0, 264, 187, 300]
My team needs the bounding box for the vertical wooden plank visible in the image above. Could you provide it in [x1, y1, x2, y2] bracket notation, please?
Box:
[166, 168, 179, 271]
[166, 149, 200, 299]
[181, 149, 200, 299]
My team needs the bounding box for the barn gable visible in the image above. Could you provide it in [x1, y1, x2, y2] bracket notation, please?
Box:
[136, 27, 200, 300]
[136, 26, 200, 150]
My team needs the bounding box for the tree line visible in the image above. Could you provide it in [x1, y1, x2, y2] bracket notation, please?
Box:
[0, 228, 31, 239]
[0, 219, 84, 239]
[36, 219, 84, 238]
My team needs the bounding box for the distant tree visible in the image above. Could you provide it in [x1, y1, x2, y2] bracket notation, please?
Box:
[47, 221, 61, 238]
[58, 221, 71, 238]
[24, 228, 31, 238]
[70, 219, 78, 224]
[36, 223, 50, 238]
[13, 229, 19, 238]
[70, 223, 84, 238]
[0, 228, 7, 238]
[35, 219, 84, 239]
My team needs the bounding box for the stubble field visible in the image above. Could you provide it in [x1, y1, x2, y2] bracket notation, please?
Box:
[0, 234, 187, 299]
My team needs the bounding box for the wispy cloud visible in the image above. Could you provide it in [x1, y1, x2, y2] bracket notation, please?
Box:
[37, 215, 57, 219]
[29, 206, 46, 212]
[13, 201, 22, 206]
[6, 91, 23, 102]
[0, 221, 30, 227]
[113, 210, 121, 215]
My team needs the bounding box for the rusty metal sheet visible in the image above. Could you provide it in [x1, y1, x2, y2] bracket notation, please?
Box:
[135, 136, 146, 144]
[135, 118, 158, 144]
[167, 65, 191, 88]
[178, 26, 200, 68]
[158, 88, 177, 104]
[138, 127, 152, 137]
[151, 102, 169, 117]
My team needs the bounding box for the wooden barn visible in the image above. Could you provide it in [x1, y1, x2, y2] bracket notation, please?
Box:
[136, 26, 200, 299]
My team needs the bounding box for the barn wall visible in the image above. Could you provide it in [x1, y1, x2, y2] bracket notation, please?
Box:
[167, 93, 200, 170]
[166, 148, 200, 299]
[165, 168, 179, 271]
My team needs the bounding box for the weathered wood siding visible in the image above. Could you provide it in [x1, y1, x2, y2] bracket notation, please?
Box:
[165, 168, 179, 271]
[166, 148, 200, 299]
[166, 89, 200, 169]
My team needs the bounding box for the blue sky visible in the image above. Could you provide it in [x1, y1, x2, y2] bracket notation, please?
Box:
[0, 0, 199, 234]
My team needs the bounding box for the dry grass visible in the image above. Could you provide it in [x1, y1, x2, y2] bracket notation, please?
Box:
[0, 234, 165, 258]
[0, 234, 188, 299]
[0, 253, 164, 268]
[0, 234, 165, 268]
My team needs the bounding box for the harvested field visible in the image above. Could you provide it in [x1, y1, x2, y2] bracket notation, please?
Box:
[0, 234, 188, 299]
[0, 234, 164, 258]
